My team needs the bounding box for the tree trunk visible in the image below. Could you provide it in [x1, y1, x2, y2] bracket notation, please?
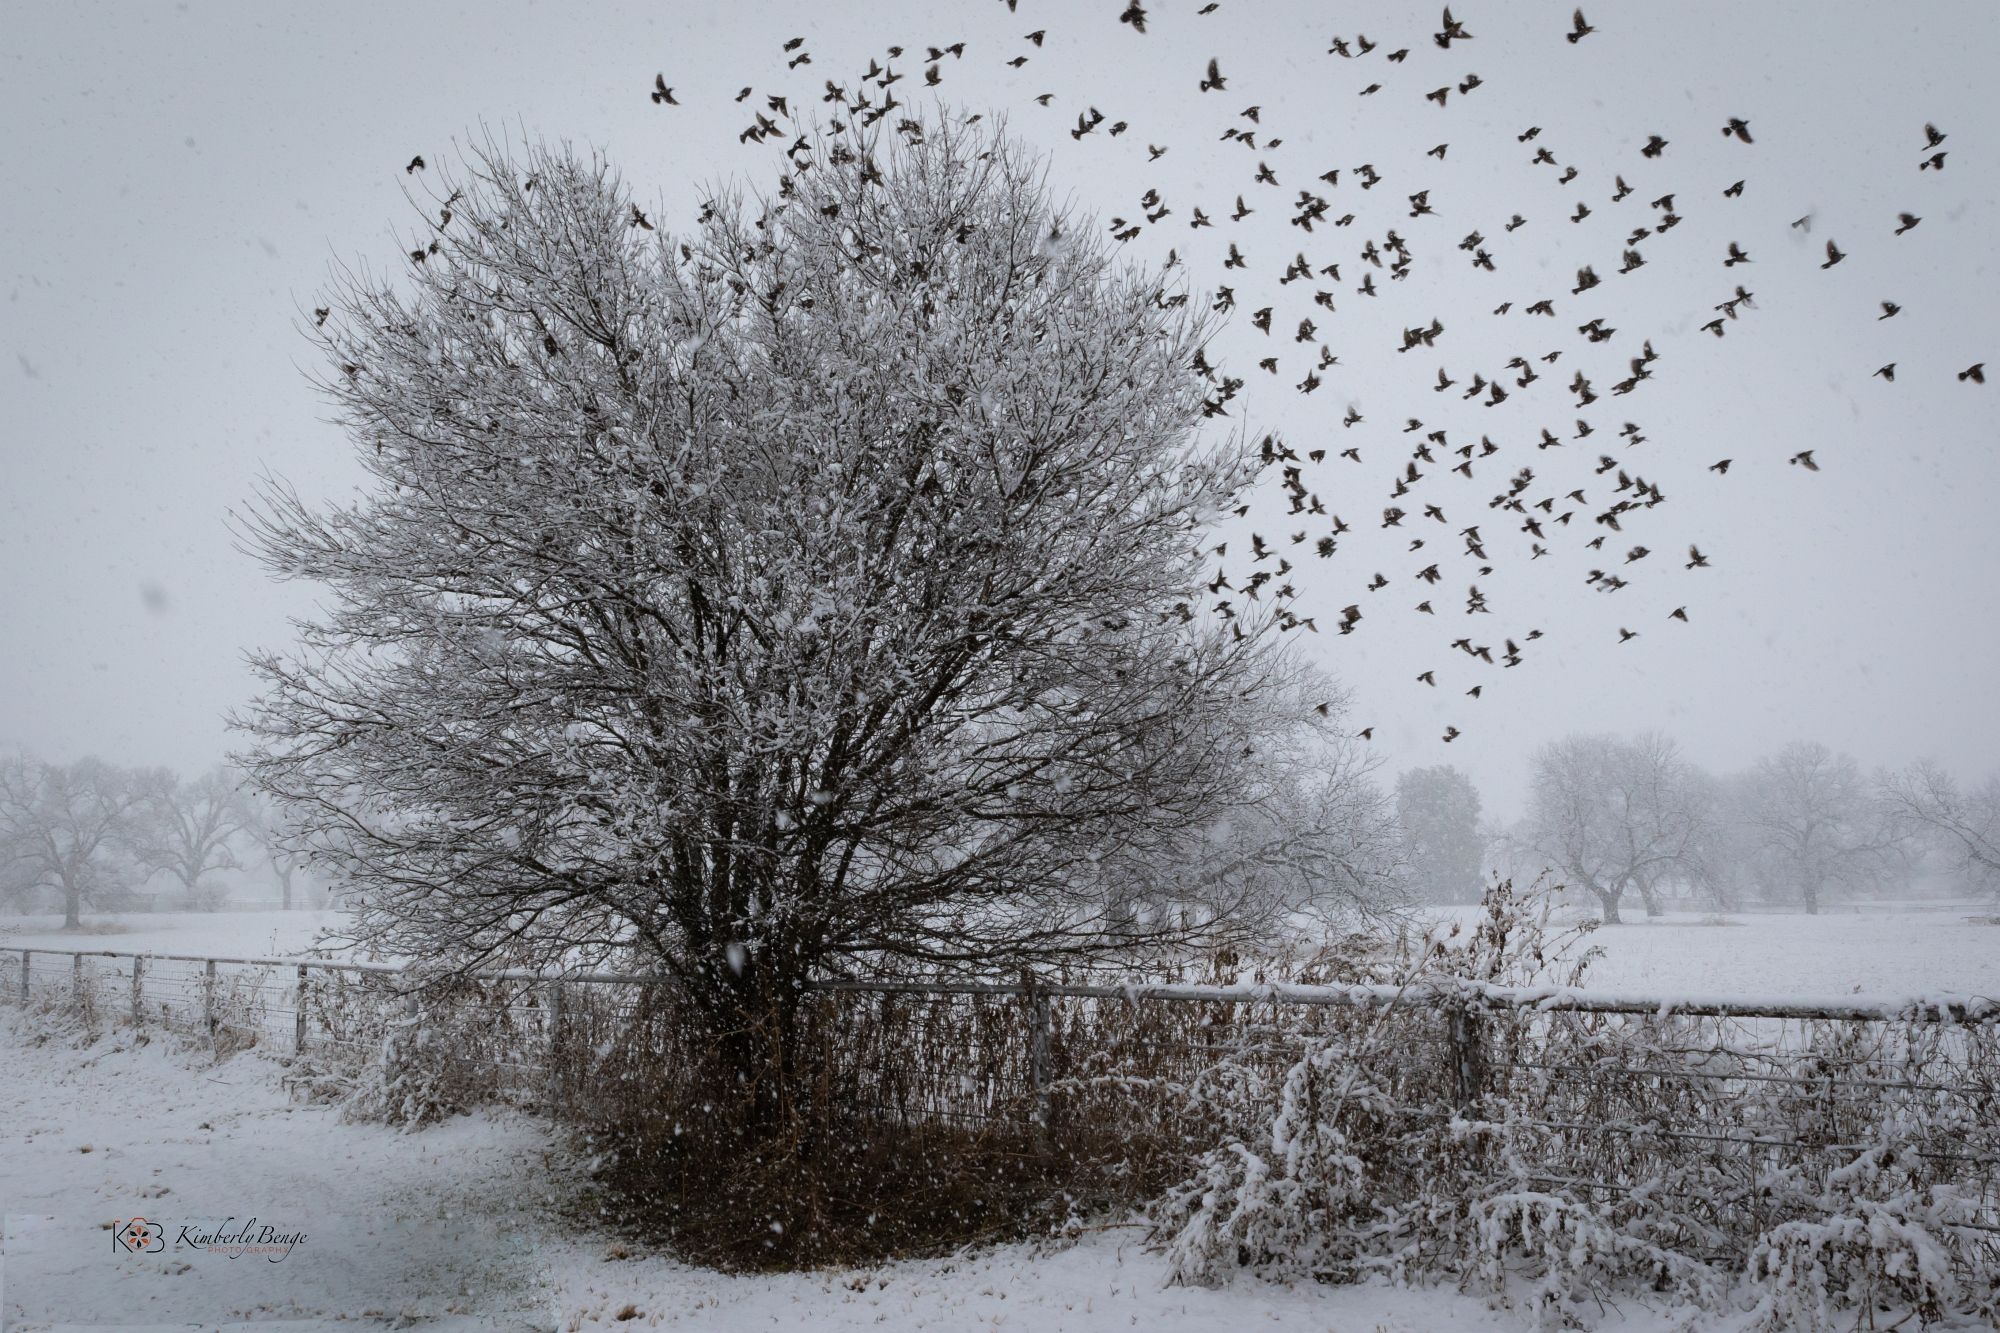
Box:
[63, 878, 81, 929]
[1592, 878, 1624, 924]
[279, 863, 294, 910]
[1636, 869, 1663, 918]
[1801, 876, 1820, 915]
[694, 947, 811, 1143]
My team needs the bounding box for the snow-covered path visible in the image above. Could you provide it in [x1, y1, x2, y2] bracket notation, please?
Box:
[0, 1015, 562, 1330]
[0, 1013, 1736, 1331]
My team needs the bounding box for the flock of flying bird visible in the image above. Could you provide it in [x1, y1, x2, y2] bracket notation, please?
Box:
[562, 4, 1980, 748]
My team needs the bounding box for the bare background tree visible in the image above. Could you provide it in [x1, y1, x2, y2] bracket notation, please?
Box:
[128, 766, 251, 911]
[1521, 732, 1712, 923]
[0, 755, 145, 926]
[1736, 741, 1907, 915]
[1393, 765, 1485, 905]
[1097, 681, 1404, 945]
[237, 788, 315, 910]
[1881, 759, 2000, 899]
[235, 117, 1332, 1093]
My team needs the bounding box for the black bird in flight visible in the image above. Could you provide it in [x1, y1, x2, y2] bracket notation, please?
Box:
[1790, 450, 1819, 470]
[1821, 240, 1846, 269]
[1895, 212, 1921, 234]
[1722, 118, 1753, 143]
[1962, 364, 1987, 384]
[1200, 57, 1227, 92]
[650, 76, 678, 105]
[1120, 1, 1148, 32]
[1567, 8, 1594, 42]
[405, 154, 425, 173]
[1686, 545, 1709, 568]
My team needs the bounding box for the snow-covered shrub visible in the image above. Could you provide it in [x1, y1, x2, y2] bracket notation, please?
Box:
[342, 977, 517, 1129]
[1156, 878, 1605, 1291]
[1155, 1030, 1389, 1284]
[344, 1000, 457, 1128]
[1149, 879, 1999, 1326]
[1472, 1191, 1722, 1331]
[1745, 1144, 1965, 1332]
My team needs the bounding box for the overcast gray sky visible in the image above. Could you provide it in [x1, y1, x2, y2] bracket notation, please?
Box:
[2, 0, 1995, 820]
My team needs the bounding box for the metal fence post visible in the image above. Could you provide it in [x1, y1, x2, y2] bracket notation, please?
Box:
[543, 977, 566, 1106]
[294, 964, 309, 1054]
[131, 956, 145, 1027]
[1448, 1002, 1486, 1112]
[203, 958, 218, 1041]
[1024, 973, 1052, 1136]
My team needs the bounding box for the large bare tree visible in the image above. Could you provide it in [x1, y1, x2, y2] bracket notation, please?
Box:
[1739, 741, 1907, 914]
[235, 118, 1302, 1081]
[1522, 732, 1712, 923]
[1880, 759, 2000, 897]
[129, 766, 251, 910]
[0, 755, 145, 927]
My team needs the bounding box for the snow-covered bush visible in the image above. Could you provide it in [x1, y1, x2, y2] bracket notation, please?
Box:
[1155, 1031, 1388, 1285]
[1156, 878, 1608, 1294]
[1471, 1191, 1721, 1331]
[1150, 879, 1998, 1327]
[1745, 1144, 1965, 1331]
[342, 976, 522, 1129]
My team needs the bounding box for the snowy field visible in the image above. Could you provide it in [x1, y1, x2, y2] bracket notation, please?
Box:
[6, 903, 1997, 999]
[0, 911, 348, 961]
[1465, 904, 2000, 999]
[0, 1013, 1679, 1333]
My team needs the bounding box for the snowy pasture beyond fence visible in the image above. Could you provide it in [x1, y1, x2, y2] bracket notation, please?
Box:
[8, 945, 2000, 1311]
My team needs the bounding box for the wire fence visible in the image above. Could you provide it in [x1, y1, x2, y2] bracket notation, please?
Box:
[8, 944, 2000, 1272]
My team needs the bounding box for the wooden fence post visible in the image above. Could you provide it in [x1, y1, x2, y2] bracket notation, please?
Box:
[203, 958, 218, 1041]
[20, 950, 30, 1003]
[72, 953, 84, 1009]
[131, 956, 145, 1027]
[1448, 1002, 1486, 1112]
[294, 964, 310, 1054]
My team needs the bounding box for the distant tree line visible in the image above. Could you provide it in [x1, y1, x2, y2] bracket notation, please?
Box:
[1489, 734, 2000, 922]
[0, 754, 314, 925]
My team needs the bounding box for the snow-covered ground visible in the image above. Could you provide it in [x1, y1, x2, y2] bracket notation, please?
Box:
[8, 903, 1998, 1001]
[1488, 905, 2000, 998]
[0, 1013, 1746, 1332]
[0, 911, 347, 961]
